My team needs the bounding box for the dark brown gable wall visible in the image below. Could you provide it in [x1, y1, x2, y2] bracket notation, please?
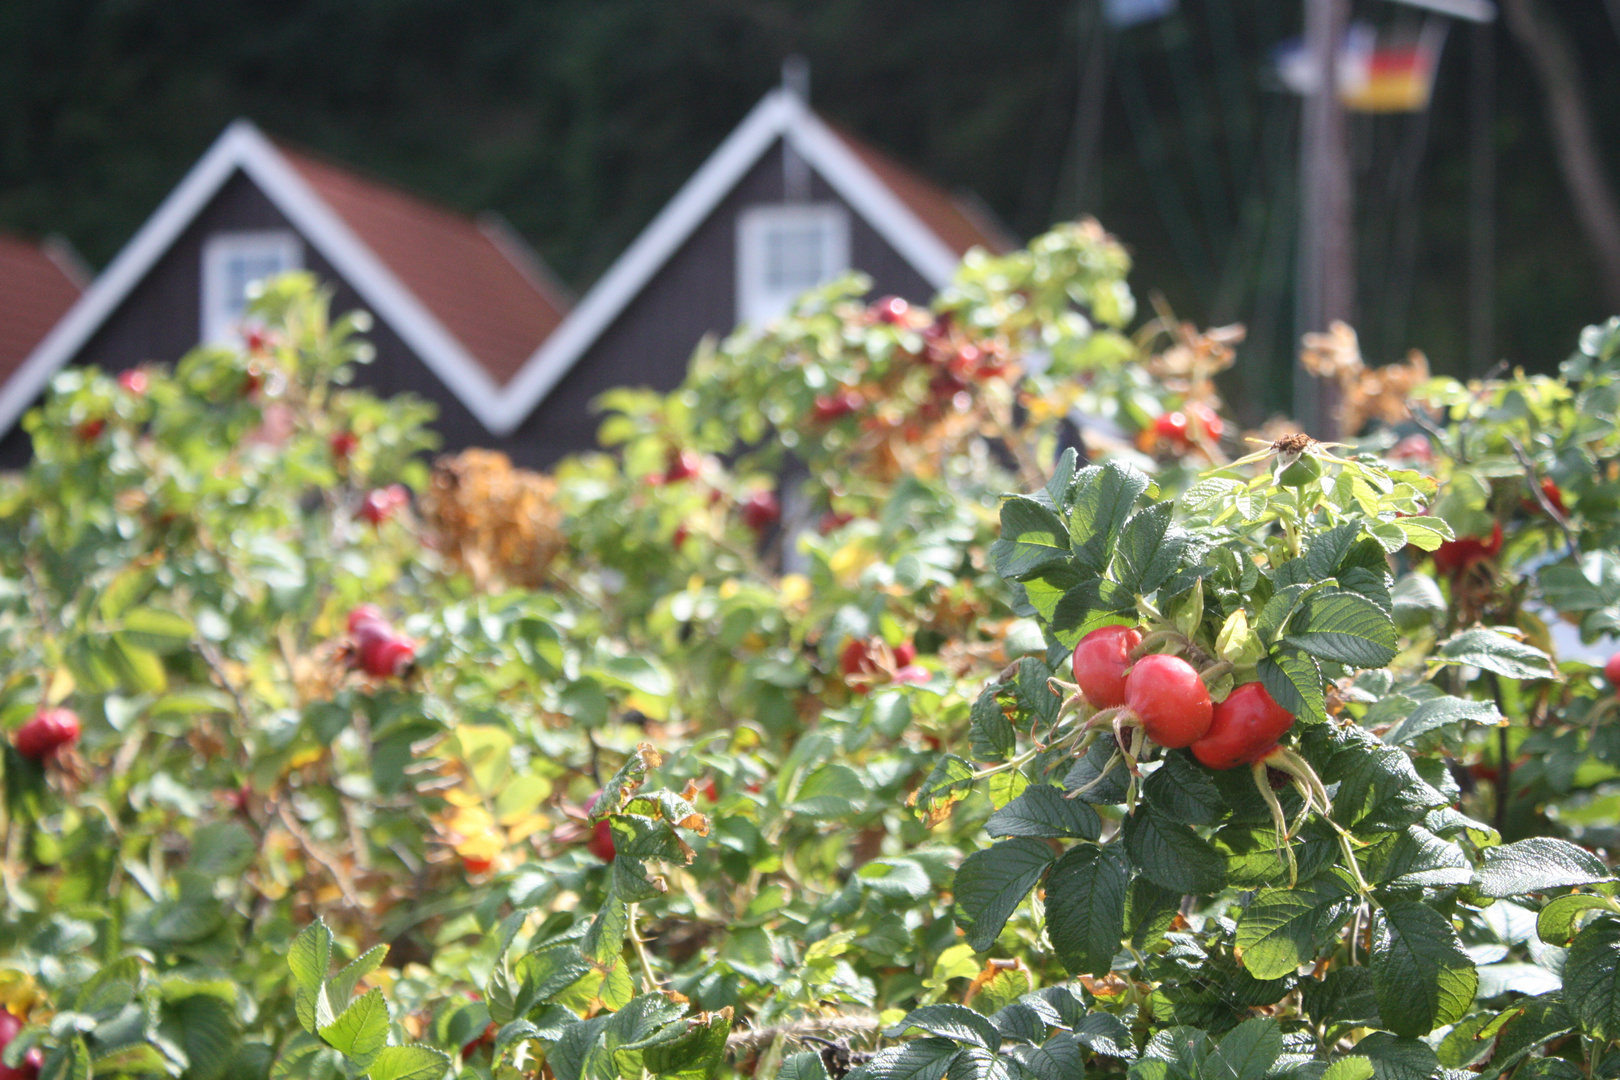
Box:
[497, 139, 938, 469]
[1, 170, 496, 465]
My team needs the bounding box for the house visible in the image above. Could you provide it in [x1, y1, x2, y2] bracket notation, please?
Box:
[0, 80, 1010, 467]
[0, 235, 86, 431]
[0, 121, 572, 466]
[485, 82, 1014, 466]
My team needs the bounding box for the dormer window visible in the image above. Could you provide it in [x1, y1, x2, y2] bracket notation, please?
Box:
[736, 204, 849, 327]
[201, 231, 302, 344]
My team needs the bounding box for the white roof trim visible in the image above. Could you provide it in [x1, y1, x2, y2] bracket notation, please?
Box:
[0, 119, 515, 437]
[488, 90, 970, 436]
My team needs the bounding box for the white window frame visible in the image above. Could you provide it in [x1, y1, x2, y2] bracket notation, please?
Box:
[200, 230, 303, 343]
[735, 203, 850, 328]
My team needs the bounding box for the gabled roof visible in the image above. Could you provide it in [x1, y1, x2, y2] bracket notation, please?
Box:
[487, 89, 1014, 437]
[0, 121, 569, 438]
[0, 236, 84, 393]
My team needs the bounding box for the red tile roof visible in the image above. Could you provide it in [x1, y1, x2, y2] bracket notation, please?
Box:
[280, 148, 570, 386]
[830, 128, 1015, 258]
[0, 237, 84, 390]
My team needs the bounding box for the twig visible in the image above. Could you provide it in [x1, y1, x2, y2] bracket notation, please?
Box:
[274, 800, 364, 910]
[1504, 434, 1579, 559]
[724, 1015, 883, 1058]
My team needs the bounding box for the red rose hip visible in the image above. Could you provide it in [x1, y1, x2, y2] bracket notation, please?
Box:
[1071, 625, 1144, 709]
[15, 707, 80, 761]
[1125, 654, 1213, 749]
[1191, 682, 1296, 770]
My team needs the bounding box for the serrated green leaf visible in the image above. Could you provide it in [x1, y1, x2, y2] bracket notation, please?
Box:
[985, 784, 1100, 841]
[289, 920, 333, 1032]
[952, 838, 1055, 951]
[1320, 1058, 1374, 1080]
[366, 1045, 453, 1080]
[1122, 803, 1227, 895]
[1370, 901, 1477, 1037]
[994, 497, 1072, 580]
[1537, 893, 1619, 945]
[1044, 844, 1128, 977]
[1203, 1017, 1281, 1080]
[887, 1004, 1001, 1050]
[1353, 1033, 1439, 1080]
[969, 688, 1015, 763]
[1258, 652, 1325, 724]
[1068, 461, 1150, 575]
[1435, 630, 1556, 680]
[1114, 501, 1189, 596]
[1479, 837, 1614, 897]
[317, 987, 389, 1066]
[1382, 696, 1501, 746]
[1283, 591, 1397, 668]
[1562, 916, 1620, 1040]
[849, 1037, 961, 1080]
[1235, 870, 1358, 980]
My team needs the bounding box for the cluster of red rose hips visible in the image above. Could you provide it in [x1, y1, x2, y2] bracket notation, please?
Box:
[1062, 624, 1330, 881]
[839, 636, 928, 693]
[346, 606, 416, 679]
[0, 1011, 41, 1080]
[1070, 626, 1292, 770]
[1139, 401, 1225, 458]
[13, 707, 79, 764]
[359, 484, 410, 525]
[657, 447, 781, 538]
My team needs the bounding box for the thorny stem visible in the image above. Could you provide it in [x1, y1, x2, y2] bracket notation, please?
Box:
[1505, 434, 1579, 559]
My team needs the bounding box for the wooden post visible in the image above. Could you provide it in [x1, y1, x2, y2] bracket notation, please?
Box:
[1295, 0, 1353, 438]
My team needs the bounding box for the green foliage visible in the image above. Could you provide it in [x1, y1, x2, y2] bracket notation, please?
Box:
[4, 221, 1620, 1080]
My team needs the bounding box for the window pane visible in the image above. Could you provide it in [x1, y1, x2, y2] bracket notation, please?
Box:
[225, 252, 291, 318]
[764, 225, 826, 291]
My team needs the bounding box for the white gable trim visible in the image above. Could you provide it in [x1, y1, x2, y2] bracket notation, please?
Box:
[487, 90, 970, 436]
[0, 120, 514, 438]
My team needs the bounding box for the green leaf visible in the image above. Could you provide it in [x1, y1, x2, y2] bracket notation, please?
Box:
[1044, 844, 1128, 978]
[911, 755, 976, 823]
[1319, 1058, 1374, 1080]
[952, 838, 1056, 951]
[1537, 893, 1619, 944]
[1382, 696, 1501, 747]
[970, 688, 1016, 763]
[1284, 591, 1398, 668]
[1353, 1034, 1439, 1080]
[1234, 870, 1358, 980]
[1258, 651, 1326, 725]
[887, 1004, 1001, 1050]
[1114, 501, 1189, 596]
[985, 784, 1100, 841]
[1122, 804, 1227, 895]
[994, 497, 1072, 579]
[788, 763, 868, 819]
[1478, 837, 1614, 897]
[289, 920, 333, 1033]
[325, 944, 388, 1015]
[1370, 901, 1477, 1037]
[366, 1045, 452, 1080]
[640, 1011, 733, 1080]
[1068, 461, 1150, 575]
[1005, 1034, 1085, 1080]
[1143, 754, 1226, 827]
[189, 820, 256, 878]
[317, 987, 389, 1066]
[1435, 630, 1556, 680]
[1203, 1017, 1282, 1080]
[1363, 826, 1473, 889]
[848, 1037, 961, 1080]
[1300, 967, 1380, 1030]
[779, 1052, 833, 1080]
[118, 607, 196, 654]
[1563, 915, 1620, 1040]
[109, 634, 167, 693]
